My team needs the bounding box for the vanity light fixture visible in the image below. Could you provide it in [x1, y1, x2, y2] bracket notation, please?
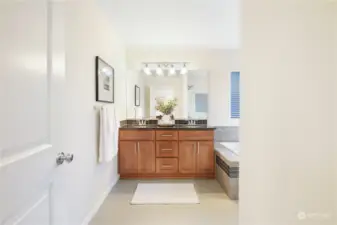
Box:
[143, 64, 152, 75]
[156, 65, 163, 76]
[141, 62, 190, 76]
[169, 64, 176, 75]
[180, 63, 188, 75]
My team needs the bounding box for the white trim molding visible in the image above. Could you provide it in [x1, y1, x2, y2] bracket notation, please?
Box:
[3, 193, 48, 225]
[0, 144, 52, 168]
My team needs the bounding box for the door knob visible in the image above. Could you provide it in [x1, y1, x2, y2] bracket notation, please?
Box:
[56, 152, 74, 165]
[65, 153, 74, 163]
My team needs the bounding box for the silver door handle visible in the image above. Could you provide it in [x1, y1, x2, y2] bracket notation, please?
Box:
[137, 142, 140, 154]
[56, 152, 74, 165]
[162, 165, 173, 169]
[197, 142, 200, 155]
[161, 149, 173, 151]
[161, 134, 173, 137]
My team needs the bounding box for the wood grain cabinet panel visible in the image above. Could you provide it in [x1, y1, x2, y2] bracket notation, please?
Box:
[196, 141, 215, 174]
[156, 141, 178, 157]
[138, 141, 156, 174]
[119, 141, 138, 174]
[156, 130, 178, 140]
[119, 130, 155, 141]
[156, 158, 178, 173]
[179, 141, 197, 174]
[179, 130, 214, 141]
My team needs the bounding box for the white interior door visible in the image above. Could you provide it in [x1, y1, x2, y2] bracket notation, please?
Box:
[0, 1, 71, 225]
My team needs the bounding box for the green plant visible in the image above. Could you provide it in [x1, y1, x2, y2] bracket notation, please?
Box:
[155, 98, 178, 115]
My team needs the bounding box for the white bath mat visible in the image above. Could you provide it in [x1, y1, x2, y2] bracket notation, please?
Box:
[130, 183, 200, 205]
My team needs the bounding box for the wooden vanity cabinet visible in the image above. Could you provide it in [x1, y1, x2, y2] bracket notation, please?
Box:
[119, 141, 138, 175]
[119, 141, 155, 175]
[119, 130, 155, 177]
[196, 141, 214, 174]
[178, 141, 197, 174]
[119, 129, 214, 179]
[179, 131, 214, 176]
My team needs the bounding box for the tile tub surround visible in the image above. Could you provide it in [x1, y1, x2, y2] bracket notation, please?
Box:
[214, 126, 239, 142]
[214, 142, 239, 200]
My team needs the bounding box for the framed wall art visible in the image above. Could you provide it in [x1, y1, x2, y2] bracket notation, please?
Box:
[95, 56, 114, 103]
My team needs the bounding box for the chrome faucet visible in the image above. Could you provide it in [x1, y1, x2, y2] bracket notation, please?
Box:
[188, 119, 196, 125]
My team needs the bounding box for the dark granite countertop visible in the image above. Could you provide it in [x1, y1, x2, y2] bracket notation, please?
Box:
[119, 124, 216, 130]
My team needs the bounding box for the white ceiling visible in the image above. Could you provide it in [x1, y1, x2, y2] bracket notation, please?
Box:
[107, 0, 240, 49]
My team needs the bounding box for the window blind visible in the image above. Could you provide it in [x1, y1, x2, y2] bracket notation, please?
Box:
[231, 72, 240, 119]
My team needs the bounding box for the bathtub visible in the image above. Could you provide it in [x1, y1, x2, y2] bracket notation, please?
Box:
[214, 142, 239, 200]
[220, 142, 240, 156]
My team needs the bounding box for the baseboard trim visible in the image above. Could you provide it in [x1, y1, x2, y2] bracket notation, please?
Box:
[81, 175, 120, 225]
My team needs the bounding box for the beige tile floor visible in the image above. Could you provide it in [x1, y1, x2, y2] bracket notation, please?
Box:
[90, 179, 238, 225]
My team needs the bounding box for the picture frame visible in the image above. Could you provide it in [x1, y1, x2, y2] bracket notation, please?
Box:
[95, 56, 114, 103]
[135, 85, 140, 106]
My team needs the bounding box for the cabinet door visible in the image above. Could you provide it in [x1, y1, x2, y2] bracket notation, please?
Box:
[138, 141, 156, 174]
[179, 141, 197, 174]
[196, 141, 214, 174]
[119, 141, 138, 174]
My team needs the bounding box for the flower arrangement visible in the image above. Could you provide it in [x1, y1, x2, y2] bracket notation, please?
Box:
[155, 98, 178, 115]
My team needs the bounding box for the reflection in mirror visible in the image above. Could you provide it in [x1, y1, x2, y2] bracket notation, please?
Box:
[128, 70, 209, 120]
[187, 71, 208, 119]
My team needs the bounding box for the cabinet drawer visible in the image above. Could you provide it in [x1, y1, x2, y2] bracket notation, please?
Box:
[179, 130, 214, 141]
[119, 130, 155, 141]
[156, 130, 178, 140]
[156, 158, 178, 174]
[156, 141, 178, 157]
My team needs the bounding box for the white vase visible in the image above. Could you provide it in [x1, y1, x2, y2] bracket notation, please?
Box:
[158, 114, 174, 125]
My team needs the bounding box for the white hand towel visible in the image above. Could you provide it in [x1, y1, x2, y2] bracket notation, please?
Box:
[112, 107, 120, 158]
[99, 105, 113, 163]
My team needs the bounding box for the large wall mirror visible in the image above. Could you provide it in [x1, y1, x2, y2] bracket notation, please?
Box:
[126, 69, 209, 119]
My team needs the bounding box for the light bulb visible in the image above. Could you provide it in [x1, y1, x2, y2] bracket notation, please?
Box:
[180, 64, 188, 75]
[156, 65, 163, 75]
[169, 65, 176, 75]
[143, 64, 152, 75]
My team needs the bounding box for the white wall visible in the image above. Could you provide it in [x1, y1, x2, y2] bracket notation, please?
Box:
[126, 46, 240, 126]
[240, 1, 336, 225]
[63, 2, 127, 224]
[331, 1, 337, 219]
